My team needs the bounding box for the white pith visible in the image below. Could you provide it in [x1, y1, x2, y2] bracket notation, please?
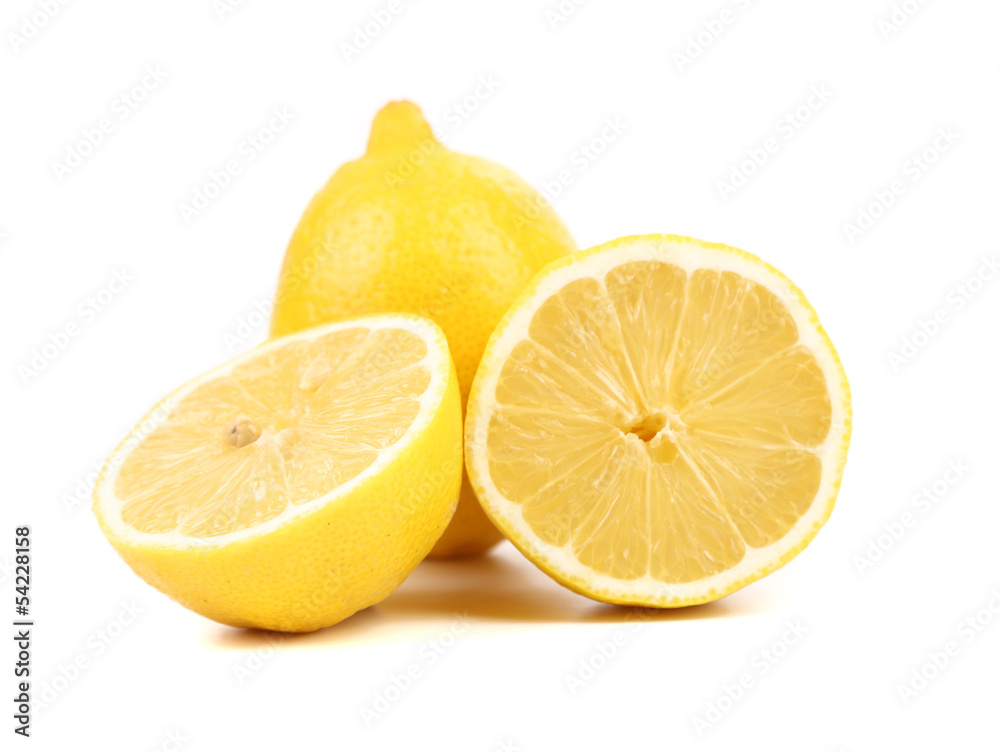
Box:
[466, 236, 851, 605]
[94, 315, 450, 551]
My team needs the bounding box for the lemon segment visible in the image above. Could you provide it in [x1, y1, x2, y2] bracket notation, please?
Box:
[94, 315, 462, 632]
[466, 235, 851, 606]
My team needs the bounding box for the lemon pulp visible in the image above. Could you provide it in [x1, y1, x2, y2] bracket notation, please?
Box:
[117, 327, 431, 538]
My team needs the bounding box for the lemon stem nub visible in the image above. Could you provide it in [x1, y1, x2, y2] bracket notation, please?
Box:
[226, 416, 261, 448]
[366, 101, 438, 155]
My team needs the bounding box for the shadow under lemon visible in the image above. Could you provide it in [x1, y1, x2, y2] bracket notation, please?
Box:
[207, 543, 773, 651]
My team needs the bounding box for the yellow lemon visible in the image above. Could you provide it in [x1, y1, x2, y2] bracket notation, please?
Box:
[270, 101, 575, 557]
[94, 315, 462, 632]
[465, 235, 851, 606]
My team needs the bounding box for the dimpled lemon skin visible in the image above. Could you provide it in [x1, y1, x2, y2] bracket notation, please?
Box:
[270, 101, 575, 558]
[95, 359, 462, 634]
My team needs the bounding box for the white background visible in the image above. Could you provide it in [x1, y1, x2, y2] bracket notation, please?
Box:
[3, 0, 999, 749]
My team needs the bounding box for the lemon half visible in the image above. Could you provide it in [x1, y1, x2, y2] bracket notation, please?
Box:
[94, 315, 461, 632]
[465, 235, 851, 606]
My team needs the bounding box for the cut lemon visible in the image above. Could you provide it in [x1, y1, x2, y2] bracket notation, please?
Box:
[94, 315, 462, 632]
[465, 235, 851, 607]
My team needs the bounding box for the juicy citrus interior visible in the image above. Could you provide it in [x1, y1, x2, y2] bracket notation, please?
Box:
[468, 236, 850, 604]
[116, 326, 431, 539]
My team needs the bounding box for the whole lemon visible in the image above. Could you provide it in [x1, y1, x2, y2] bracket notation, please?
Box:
[271, 101, 575, 557]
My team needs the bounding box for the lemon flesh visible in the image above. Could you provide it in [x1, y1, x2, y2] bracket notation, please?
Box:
[270, 101, 575, 557]
[95, 315, 462, 632]
[466, 236, 851, 606]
